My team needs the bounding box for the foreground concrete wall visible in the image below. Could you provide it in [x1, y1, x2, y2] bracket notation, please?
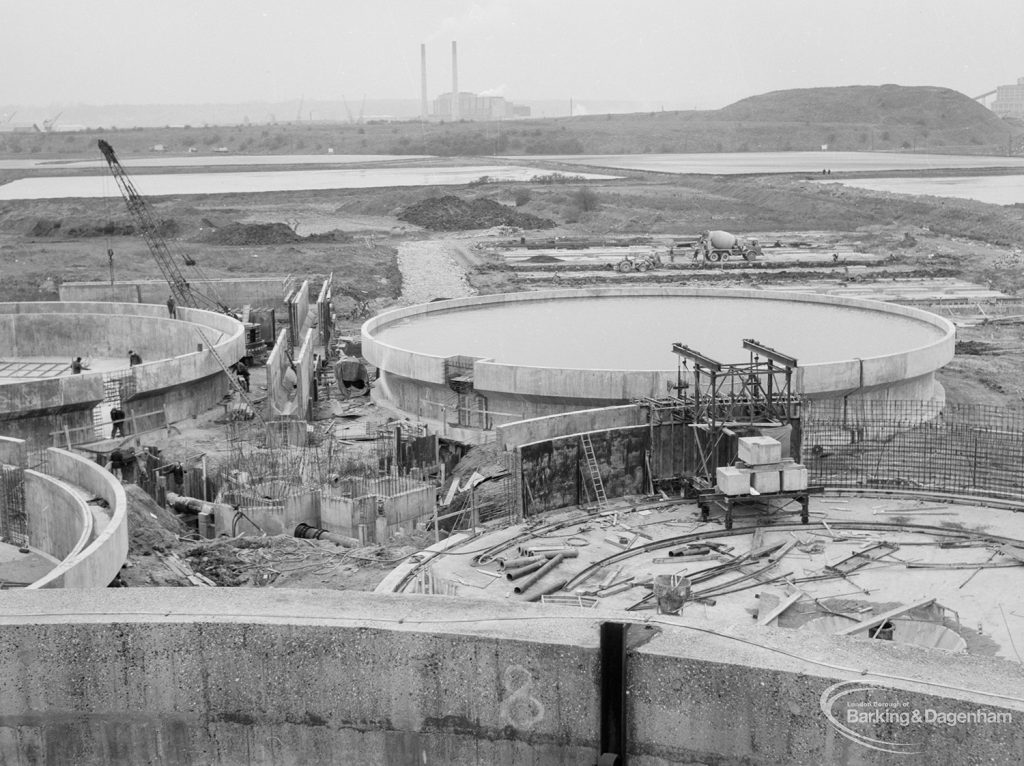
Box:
[27, 448, 127, 589]
[60, 278, 299, 313]
[0, 589, 1021, 766]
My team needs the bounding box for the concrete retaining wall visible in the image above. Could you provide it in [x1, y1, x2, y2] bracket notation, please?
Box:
[497, 405, 643, 449]
[27, 448, 127, 589]
[320, 494, 376, 540]
[0, 435, 27, 466]
[60, 278, 299, 313]
[295, 329, 315, 422]
[0, 589, 1021, 765]
[382, 485, 435, 537]
[288, 280, 311, 349]
[218, 490, 320, 537]
[266, 328, 295, 418]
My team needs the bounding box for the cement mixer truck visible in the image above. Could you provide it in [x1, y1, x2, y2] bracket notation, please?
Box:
[692, 230, 763, 262]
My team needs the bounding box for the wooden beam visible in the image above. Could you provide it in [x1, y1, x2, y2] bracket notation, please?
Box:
[757, 592, 801, 626]
[835, 599, 936, 636]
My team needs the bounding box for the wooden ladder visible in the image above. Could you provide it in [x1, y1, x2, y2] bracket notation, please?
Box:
[580, 434, 608, 509]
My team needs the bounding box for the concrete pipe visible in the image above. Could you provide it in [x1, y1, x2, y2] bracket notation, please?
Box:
[513, 553, 565, 595]
[524, 578, 569, 603]
[294, 522, 360, 548]
[499, 556, 536, 571]
[166, 492, 233, 518]
[505, 559, 546, 580]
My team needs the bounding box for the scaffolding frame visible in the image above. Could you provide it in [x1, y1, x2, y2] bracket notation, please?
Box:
[670, 338, 799, 489]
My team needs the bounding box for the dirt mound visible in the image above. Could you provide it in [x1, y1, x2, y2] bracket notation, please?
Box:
[525, 254, 563, 263]
[27, 217, 181, 238]
[27, 218, 61, 236]
[304, 229, 355, 243]
[718, 85, 1003, 132]
[398, 196, 555, 232]
[124, 484, 188, 554]
[201, 222, 300, 245]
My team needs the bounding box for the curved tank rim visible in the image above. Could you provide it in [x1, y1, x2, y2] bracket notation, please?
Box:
[362, 286, 956, 374]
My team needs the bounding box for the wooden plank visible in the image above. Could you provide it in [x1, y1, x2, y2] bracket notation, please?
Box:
[757, 592, 802, 626]
[836, 599, 936, 636]
[768, 540, 798, 563]
[748, 541, 785, 559]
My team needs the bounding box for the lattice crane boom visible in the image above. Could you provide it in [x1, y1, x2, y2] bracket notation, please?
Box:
[97, 139, 225, 312]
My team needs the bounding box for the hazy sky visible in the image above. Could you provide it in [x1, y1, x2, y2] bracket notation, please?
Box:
[2, 0, 1021, 109]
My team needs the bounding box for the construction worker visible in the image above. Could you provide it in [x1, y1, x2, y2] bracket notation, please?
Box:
[166, 294, 177, 319]
[70, 357, 83, 374]
[235, 360, 250, 391]
[128, 350, 142, 366]
[110, 406, 126, 438]
[107, 448, 125, 481]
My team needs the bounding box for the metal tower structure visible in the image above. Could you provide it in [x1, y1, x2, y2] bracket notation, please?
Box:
[671, 338, 799, 488]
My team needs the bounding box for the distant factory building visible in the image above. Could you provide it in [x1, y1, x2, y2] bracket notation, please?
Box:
[992, 77, 1024, 118]
[432, 92, 530, 121]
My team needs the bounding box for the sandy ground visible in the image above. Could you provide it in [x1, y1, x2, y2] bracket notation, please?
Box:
[393, 238, 476, 305]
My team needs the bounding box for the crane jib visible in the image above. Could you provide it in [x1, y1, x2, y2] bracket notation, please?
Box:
[96, 140, 228, 313]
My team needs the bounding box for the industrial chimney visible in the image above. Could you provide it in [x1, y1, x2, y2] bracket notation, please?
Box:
[420, 43, 428, 120]
[451, 41, 459, 121]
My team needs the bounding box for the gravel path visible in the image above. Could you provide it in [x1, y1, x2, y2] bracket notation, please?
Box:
[395, 239, 476, 305]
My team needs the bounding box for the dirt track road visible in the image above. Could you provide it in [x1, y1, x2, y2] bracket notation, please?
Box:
[395, 239, 475, 305]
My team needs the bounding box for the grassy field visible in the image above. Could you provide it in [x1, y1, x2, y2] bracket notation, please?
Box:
[1, 84, 1020, 163]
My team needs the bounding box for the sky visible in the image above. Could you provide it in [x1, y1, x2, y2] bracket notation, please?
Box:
[1, 0, 1022, 111]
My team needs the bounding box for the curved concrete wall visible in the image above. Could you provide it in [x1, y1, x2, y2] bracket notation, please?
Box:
[27, 447, 127, 589]
[24, 470, 93, 572]
[363, 288, 956, 424]
[0, 302, 245, 444]
[0, 590, 1020, 765]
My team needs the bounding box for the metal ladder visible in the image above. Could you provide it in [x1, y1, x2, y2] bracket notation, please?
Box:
[195, 328, 265, 426]
[580, 434, 608, 509]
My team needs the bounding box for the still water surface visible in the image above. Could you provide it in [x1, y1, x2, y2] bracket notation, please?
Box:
[372, 296, 946, 369]
[830, 176, 1024, 205]
[0, 165, 617, 200]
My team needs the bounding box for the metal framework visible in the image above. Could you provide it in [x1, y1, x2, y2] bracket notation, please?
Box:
[97, 140, 226, 312]
[671, 338, 799, 486]
[803, 399, 1024, 501]
[0, 464, 28, 548]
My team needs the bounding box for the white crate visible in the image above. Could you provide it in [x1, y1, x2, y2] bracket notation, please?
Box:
[738, 436, 782, 466]
[750, 468, 781, 494]
[782, 464, 809, 491]
[716, 466, 751, 496]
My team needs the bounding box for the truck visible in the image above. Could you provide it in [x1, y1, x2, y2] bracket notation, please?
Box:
[692, 230, 763, 262]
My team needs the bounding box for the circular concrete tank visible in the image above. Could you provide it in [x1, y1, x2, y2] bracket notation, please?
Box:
[362, 288, 955, 429]
[0, 302, 245, 444]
